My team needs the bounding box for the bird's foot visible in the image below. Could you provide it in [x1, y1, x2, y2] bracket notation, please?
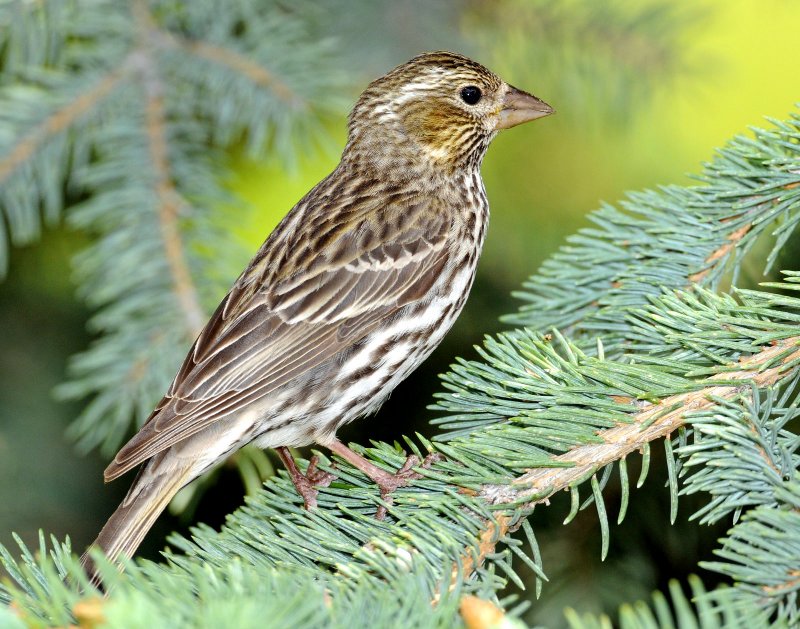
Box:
[324, 439, 442, 518]
[371, 453, 443, 520]
[276, 448, 336, 510]
[306, 455, 337, 488]
[293, 456, 337, 510]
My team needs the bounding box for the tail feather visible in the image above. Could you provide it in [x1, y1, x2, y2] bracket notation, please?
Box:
[81, 454, 195, 585]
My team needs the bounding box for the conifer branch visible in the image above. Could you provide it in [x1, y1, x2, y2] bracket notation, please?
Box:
[688, 222, 751, 283]
[458, 336, 800, 581]
[0, 69, 124, 185]
[452, 515, 512, 589]
[178, 39, 300, 106]
[128, 0, 302, 107]
[505, 111, 800, 343]
[142, 63, 206, 337]
[485, 336, 800, 506]
[764, 570, 800, 596]
[132, 0, 206, 336]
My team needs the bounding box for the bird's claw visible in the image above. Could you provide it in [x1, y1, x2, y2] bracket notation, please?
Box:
[375, 452, 442, 520]
[292, 455, 336, 510]
[306, 455, 337, 487]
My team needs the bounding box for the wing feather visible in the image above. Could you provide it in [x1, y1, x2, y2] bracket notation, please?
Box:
[105, 197, 453, 481]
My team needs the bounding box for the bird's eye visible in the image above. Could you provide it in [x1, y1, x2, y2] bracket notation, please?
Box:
[460, 86, 482, 105]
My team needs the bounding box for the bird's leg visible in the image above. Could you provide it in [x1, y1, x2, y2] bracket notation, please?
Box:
[275, 447, 335, 510]
[326, 438, 441, 519]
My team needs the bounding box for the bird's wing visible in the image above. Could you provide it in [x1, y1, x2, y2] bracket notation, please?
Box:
[105, 197, 453, 480]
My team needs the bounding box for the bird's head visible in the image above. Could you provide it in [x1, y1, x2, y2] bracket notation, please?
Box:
[346, 51, 553, 172]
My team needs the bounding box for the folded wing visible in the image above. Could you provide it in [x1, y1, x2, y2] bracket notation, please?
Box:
[105, 197, 452, 481]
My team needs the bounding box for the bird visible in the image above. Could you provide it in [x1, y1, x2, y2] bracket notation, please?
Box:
[81, 50, 552, 578]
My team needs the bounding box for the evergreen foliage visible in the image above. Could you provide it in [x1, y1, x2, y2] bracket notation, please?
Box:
[1, 1, 799, 627]
[1, 0, 347, 459]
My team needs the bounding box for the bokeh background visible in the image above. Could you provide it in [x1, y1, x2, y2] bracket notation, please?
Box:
[1, 1, 799, 624]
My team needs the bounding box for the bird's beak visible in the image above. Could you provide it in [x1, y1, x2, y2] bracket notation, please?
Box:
[495, 85, 554, 130]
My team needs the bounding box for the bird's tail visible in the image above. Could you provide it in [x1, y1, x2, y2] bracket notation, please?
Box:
[81, 452, 195, 584]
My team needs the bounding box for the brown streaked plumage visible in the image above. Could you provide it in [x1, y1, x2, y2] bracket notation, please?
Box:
[82, 51, 552, 579]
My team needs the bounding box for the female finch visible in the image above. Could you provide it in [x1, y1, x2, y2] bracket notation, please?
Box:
[83, 51, 552, 576]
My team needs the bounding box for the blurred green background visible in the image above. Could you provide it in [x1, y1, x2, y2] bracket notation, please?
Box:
[1, 0, 799, 624]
